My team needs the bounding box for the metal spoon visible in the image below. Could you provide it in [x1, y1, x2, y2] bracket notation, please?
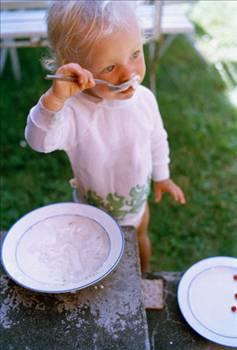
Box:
[45, 74, 140, 93]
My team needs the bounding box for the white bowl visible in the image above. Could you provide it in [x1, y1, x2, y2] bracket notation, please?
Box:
[1, 203, 124, 293]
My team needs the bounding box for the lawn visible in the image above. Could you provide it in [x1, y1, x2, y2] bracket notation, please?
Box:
[0, 1, 236, 271]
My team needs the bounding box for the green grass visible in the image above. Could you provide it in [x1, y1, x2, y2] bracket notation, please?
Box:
[0, 1, 236, 271]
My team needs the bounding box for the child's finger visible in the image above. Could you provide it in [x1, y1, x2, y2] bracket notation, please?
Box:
[57, 63, 82, 78]
[179, 192, 186, 204]
[77, 72, 93, 89]
[155, 189, 162, 203]
[174, 187, 186, 204]
[75, 71, 87, 88]
[84, 70, 95, 88]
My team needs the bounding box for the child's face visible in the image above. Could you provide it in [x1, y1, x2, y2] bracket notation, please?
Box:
[84, 23, 146, 100]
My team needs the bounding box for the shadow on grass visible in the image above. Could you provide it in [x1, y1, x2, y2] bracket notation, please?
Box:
[0, 47, 72, 228]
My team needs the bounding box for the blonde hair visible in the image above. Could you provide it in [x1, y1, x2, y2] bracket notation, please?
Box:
[44, 0, 139, 71]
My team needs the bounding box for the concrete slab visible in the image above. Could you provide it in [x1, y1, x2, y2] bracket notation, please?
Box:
[0, 227, 150, 350]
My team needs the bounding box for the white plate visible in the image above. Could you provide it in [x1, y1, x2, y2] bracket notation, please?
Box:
[1, 203, 124, 293]
[178, 257, 237, 348]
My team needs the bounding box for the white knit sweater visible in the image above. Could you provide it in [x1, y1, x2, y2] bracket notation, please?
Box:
[25, 85, 170, 226]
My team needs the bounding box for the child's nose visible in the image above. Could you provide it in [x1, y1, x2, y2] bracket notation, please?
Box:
[119, 64, 135, 83]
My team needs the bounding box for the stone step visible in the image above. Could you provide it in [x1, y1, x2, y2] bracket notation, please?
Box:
[142, 278, 164, 310]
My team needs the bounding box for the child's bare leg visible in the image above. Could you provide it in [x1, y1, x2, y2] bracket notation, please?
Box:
[136, 203, 151, 272]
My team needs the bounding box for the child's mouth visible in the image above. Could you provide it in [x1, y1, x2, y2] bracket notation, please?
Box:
[119, 86, 135, 94]
[114, 75, 140, 93]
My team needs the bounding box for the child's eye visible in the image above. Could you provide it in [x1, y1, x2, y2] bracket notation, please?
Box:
[102, 65, 115, 73]
[132, 50, 141, 59]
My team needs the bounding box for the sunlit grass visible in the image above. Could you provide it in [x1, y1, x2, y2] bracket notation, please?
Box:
[148, 0, 237, 270]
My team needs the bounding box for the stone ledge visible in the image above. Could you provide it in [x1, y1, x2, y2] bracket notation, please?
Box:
[142, 278, 164, 310]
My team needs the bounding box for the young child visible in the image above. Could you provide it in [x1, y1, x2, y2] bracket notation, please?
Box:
[25, 0, 186, 272]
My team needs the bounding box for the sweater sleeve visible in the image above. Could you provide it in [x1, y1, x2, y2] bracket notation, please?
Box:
[150, 94, 170, 181]
[25, 96, 75, 153]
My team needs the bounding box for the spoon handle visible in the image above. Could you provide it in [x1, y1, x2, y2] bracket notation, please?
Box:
[45, 74, 110, 86]
[45, 74, 139, 92]
[45, 74, 77, 82]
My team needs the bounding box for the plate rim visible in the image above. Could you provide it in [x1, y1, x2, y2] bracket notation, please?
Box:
[1, 202, 124, 293]
[177, 256, 237, 347]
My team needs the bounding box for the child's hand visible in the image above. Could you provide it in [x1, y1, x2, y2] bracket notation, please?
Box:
[43, 63, 95, 111]
[153, 179, 186, 204]
[53, 63, 95, 100]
